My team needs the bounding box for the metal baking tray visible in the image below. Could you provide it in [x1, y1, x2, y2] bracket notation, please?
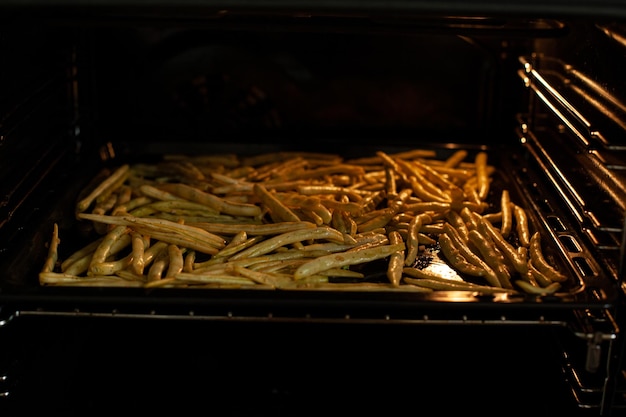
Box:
[0, 140, 619, 322]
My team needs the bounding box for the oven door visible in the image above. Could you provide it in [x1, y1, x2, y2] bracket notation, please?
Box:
[0, 3, 625, 416]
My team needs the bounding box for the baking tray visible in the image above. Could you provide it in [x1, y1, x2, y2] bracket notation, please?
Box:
[0, 140, 619, 320]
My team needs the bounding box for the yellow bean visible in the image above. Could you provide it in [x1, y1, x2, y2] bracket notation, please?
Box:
[404, 213, 432, 266]
[76, 164, 130, 213]
[165, 245, 185, 278]
[396, 159, 449, 202]
[143, 277, 181, 288]
[403, 275, 515, 294]
[356, 189, 411, 232]
[208, 235, 266, 260]
[253, 183, 302, 223]
[474, 152, 490, 200]
[138, 184, 182, 201]
[142, 241, 169, 269]
[63, 254, 94, 276]
[384, 166, 397, 198]
[225, 230, 248, 248]
[113, 196, 153, 216]
[443, 149, 468, 168]
[442, 223, 501, 287]
[481, 217, 528, 275]
[192, 220, 316, 236]
[387, 231, 405, 286]
[88, 225, 130, 274]
[160, 182, 262, 217]
[294, 243, 404, 280]
[229, 226, 345, 261]
[500, 190, 512, 237]
[90, 255, 133, 275]
[514, 279, 561, 295]
[445, 210, 469, 241]
[61, 237, 104, 272]
[529, 232, 568, 282]
[183, 250, 196, 272]
[39, 272, 142, 287]
[147, 199, 220, 215]
[41, 223, 61, 273]
[513, 204, 531, 247]
[408, 175, 449, 204]
[174, 272, 258, 286]
[527, 259, 553, 287]
[355, 207, 397, 232]
[283, 282, 433, 292]
[283, 164, 366, 181]
[130, 232, 147, 276]
[437, 233, 487, 278]
[78, 213, 226, 254]
[147, 249, 169, 282]
[467, 230, 513, 289]
[228, 264, 292, 287]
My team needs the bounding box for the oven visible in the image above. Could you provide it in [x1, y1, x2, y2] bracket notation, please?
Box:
[0, 1, 625, 415]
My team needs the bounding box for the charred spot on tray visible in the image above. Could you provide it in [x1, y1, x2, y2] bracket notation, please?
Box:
[413, 252, 435, 270]
[408, 242, 439, 270]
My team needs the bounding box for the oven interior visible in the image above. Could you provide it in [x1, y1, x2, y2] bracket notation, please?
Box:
[0, 4, 626, 415]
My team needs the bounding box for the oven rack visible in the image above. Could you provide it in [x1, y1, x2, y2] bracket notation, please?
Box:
[0, 296, 616, 328]
[561, 349, 622, 413]
[517, 57, 626, 285]
[519, 54, 626, 154]
[560, 323, 625, 413]
[0, 308, 588, 325]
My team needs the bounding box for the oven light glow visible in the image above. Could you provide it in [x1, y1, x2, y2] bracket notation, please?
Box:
[428, 291, 478, 302]
[424, 263, 463, 281]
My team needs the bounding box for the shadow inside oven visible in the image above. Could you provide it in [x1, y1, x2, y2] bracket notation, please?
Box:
[0, 315, 589, 417]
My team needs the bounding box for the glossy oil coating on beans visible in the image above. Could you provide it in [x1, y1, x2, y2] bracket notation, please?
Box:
[40, 148, 568, 295]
